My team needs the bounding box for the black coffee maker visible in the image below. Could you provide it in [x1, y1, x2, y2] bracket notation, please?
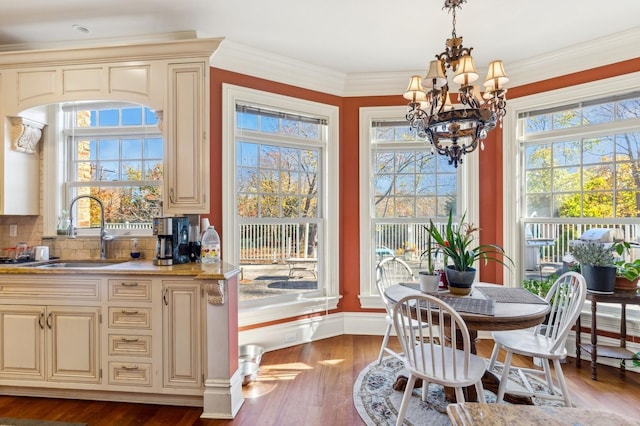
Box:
[153, 217, 190, 265]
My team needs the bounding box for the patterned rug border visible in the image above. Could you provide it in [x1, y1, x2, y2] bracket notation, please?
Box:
[353, 356, 567, 426]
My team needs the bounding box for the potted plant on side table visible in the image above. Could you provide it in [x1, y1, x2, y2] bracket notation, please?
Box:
[425, 210, 513, 296]
[570, 241, 617, 294]
[612, 242, 640, 292]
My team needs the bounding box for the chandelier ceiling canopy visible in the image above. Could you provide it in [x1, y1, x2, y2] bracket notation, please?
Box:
[403, 0, 508, 168]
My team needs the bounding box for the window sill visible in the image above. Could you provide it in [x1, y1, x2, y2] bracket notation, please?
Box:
[239, 295, 340, 327]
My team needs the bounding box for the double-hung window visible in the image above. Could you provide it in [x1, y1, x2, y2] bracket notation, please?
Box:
[359, 106, 466, 308]
[63, 102, 163, 235]
[222, 85, 339, 324]
[504, 74, 640, 317]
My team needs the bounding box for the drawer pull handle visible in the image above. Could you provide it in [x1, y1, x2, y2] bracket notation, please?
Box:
[121, 365, 139, 370]
[120, 282, 139, 287]
[120, 337, 140, 343]
[121, 309, 139, 315]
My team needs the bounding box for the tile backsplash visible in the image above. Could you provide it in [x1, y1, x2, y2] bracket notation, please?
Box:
[0, 215, 156, 260]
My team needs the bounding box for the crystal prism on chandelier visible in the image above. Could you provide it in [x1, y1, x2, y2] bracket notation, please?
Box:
[403, 0, 508, 168]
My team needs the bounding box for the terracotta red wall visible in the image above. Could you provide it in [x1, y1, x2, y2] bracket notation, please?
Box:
[210, 59, 640, 318]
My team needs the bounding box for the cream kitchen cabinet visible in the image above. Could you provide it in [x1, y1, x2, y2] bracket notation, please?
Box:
[106, 278, 157, 389]
[0, 304, 101, 384]
[164, 62, 210, 214]
[162, 280, 203, 389]
[0, 37, 221, 216]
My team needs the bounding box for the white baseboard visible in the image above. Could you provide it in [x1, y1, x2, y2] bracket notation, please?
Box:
[239, 311, 640, 376]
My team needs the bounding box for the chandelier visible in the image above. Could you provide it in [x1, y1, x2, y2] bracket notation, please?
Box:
[403, 0, 508, 168]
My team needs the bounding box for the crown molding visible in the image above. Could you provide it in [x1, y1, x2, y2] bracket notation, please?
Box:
[212, 27, 640, 98]
[0, 35, 224, 68]
[211, 40, 347, 96]
[506, 27, 640, 87]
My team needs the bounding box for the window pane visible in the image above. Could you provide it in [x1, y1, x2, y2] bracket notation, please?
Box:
[583, 137, 614, 164]
[122, 108, 142, 126]
[99, 139, 119, 160]
[98, 109, 119, 126]
[122, 139, 142, 159]
[553, 141, 580, 166]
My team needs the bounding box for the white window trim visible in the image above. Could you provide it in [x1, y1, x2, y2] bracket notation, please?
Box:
[222, 84, 340, 326]
[503, 71, 640, 287]
[358, 106, 478, 309]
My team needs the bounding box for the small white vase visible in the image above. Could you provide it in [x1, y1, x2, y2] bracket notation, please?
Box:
[419, 272, 440, 293]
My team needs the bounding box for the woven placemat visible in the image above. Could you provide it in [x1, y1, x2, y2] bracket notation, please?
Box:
[477, 287, 548, 304]
[434, 295, 495, 315]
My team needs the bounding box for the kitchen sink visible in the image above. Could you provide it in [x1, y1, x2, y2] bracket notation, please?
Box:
[35, 261, 123, 269]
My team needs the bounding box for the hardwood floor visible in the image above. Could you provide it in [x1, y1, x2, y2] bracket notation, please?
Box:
[0, 335, 639, 425]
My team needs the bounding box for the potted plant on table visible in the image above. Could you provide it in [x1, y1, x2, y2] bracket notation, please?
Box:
[612, 241, 640, 292]
[418, 223, 440, 293]
[569, 241, 617, 293]
[425, 210, 513, 296]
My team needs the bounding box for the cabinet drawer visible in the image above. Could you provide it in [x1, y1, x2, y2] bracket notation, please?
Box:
[108, 307, 151, 329]
[0, 280, 100, 301]
[108, 280, 152, 302]
[108, 361, 152, 387]
[109, 334, 152, 357]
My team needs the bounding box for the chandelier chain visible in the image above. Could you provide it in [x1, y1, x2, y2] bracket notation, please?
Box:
[403, 0, 508, 168]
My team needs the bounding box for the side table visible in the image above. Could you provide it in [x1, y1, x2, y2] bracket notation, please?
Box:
[575, 290, 640, 380]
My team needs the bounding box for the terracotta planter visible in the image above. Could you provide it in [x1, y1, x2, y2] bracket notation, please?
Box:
[615, 276, 639, 292]
[444, 266, 476, 296]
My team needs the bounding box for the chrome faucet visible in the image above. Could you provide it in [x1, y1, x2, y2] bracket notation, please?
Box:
[68, 195, 114, 259]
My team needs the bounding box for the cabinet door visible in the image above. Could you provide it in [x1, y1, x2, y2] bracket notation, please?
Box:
[0, 305, 45, 380]
[47, 306, 101, 383]
[164, 62, 210, 214]
[162, 281, 201, 388]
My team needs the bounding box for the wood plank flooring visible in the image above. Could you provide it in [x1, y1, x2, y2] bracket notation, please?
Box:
[0, 335, 639, 425]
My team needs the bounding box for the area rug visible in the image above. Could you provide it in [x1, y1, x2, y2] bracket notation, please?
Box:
[0, 419, 86, 426]
[353, 356, 569, 426]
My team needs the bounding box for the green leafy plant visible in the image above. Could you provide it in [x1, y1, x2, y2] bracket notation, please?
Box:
[615, 258, 640, 281]
[420, 222, 437, 275]
[523, 274, 557, 298]
[611, 241, 640, 281]
[425, 210, 513, 272]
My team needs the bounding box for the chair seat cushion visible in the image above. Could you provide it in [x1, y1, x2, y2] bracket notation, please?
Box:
[493, 330, 567, 359]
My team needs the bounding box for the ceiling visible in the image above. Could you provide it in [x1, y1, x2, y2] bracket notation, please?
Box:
[1, 0, 639, 76]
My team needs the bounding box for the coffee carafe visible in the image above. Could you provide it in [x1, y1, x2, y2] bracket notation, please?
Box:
[153, 217, 175, 266]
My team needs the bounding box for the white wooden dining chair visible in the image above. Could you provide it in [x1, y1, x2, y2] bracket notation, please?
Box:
[375, 257, 416, 364]
[487, 271, 587, 406]
[392, 294, 487, 426]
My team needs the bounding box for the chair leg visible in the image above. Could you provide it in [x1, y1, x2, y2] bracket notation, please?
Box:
[553, 359, 572, 407]
[396, 374, 416, 426]
[488, 341, 502, 371]
[378, 324, 392, 364]
[475, 380, 486, 403]
[541, 358, 555, 394]
[421, 380, 430, 402]
[496, 350, 513, 403]
[454, 386, 465, 403]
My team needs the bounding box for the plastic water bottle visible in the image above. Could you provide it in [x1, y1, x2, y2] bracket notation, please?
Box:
[201, 226, 220, 264]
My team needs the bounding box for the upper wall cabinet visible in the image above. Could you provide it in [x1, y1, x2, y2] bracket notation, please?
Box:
[165, 62, 209, 214]
[0, 37, 222, 216]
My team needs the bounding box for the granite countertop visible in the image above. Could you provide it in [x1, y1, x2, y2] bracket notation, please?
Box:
[0, 259, 240, 281]
[446, 402, 640, 426]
